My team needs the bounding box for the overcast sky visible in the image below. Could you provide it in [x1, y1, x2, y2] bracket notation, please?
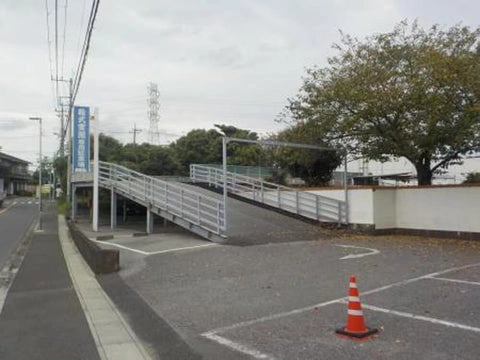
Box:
[0, 0, 478, 176]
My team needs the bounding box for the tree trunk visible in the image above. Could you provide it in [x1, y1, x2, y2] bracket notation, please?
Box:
[415, 163, 433, 185]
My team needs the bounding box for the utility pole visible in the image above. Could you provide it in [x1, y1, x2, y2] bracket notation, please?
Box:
[57, 104, 65, 156]
[92, 108, 99, 232]
[29, 117, 43, 230]
[66, 78, 73, 200]
[129, 123, 142, 145]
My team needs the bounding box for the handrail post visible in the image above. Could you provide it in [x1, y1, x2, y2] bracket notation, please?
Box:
[260, 181, 264, 203]
[277, 186, 281, 208]
[197, 195, 201, 225]
[222, 136, 227, 232]
[180, 189, 184, 216]
[165, 183, 168, 209]
[216, 202, 221, 234]
[295, 191, 299, 214]
[144, 177, 147, 200]
[316, 195, 320, 220]
[252, 179, 255, 200]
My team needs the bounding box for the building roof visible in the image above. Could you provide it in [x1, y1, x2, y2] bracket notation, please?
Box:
[0, 151, 30, 165]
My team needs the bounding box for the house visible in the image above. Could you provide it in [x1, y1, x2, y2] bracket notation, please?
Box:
[0, 152, 31, 195]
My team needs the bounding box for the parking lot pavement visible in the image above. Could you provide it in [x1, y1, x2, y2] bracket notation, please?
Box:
[76, 208, 480, 359]
[102, 232, 480, 360]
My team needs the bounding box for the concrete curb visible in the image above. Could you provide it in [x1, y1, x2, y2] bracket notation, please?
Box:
[67, 220, 119, 274]
[58, 215, 152, 360]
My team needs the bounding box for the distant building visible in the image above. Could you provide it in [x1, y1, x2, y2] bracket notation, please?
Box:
[0, 152, 31, 195]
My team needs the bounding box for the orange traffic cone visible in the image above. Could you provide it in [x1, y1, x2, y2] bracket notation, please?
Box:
[335, 275, 378, 339]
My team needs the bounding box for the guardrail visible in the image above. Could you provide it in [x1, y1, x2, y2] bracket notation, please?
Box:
[190, 164, 347, 224]
[98, 162, 226, 240]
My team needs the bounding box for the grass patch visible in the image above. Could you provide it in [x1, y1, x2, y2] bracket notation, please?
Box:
[57, 198, 70, 215]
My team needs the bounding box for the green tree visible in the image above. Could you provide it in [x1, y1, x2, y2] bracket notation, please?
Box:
[463, 172, 480, 184]
[171, 129, 223, 174]
[53, 156, 67, 196]
[140, 145, 179, 175]
[214, 124, 264, 166]
[285, 21, 480, 185]
[32, 156, 54, 184]
[98, 133, 124, 163]
[273, 121, 342, 186]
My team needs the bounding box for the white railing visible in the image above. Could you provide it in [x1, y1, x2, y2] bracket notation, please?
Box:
[190, 164, 347, 224]
[98, 162, 225, 237]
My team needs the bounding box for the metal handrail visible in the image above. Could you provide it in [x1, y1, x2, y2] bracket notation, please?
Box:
[98, 162, 225, 236]
[190, 164, 347, 224]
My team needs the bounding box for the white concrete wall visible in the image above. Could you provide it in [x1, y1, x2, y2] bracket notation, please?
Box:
[372, 189, 396, 229]
[307, 185, 480, 234]
[394, 186, 480, 233]
[308, 188, 374, 225]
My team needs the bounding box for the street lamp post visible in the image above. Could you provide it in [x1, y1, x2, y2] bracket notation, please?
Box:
[29, 117, 42, 230]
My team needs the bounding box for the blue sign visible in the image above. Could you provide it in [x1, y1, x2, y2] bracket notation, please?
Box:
[72, 106, 90, 172]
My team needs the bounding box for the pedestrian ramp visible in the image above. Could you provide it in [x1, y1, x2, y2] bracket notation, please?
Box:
[97, 162, 226, 242]
[190, 164, 347, 224]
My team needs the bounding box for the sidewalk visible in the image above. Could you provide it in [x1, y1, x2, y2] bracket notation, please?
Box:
[0, 202, 151, 360]
[0, 202, 100, 360]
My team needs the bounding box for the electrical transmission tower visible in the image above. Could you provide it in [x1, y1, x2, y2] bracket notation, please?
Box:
[147, 82, 160, 144]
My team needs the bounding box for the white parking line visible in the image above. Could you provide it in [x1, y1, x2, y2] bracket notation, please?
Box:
[202, 262, 480, 358]
[361, 303, 480, 333]
[91, 239, 217, 256]
[203, 333, 275, 360]
[90, 240, 149, 255]
[147, 243, 217, 255]
[428, 277, 480, 286]
[335, 244, 380, 260]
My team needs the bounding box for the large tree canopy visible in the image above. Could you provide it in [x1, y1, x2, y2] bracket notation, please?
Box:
[286, 21, 480, 185]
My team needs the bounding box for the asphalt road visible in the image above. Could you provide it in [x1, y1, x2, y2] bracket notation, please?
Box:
[0, 197, 37, 271]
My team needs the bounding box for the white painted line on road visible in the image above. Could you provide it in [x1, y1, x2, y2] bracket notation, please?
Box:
[203, 332, 275, 360]
[335, 244, 380, 260]
[427, 276, 480, 286]
[91, 239, 217, 256]
[0, 201, 17, 215]
[147, 243, 217, 255]
[203, 298, 343, 337]
[362, 303, 480, 333]
[90, 239, 150, 255]
[202, 262, 480, 358]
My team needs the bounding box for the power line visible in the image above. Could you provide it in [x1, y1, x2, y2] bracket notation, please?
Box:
[61, 0, 68, 80]
[76, 0, 88, 59]
[63, 0, 100, 143]
[54, 0, 59, 106]
[44, 0, 56, 109]
[71, 0, 100, 102]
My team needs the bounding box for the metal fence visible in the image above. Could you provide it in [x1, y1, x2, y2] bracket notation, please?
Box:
[196, 164, 272, 178]
[190, 164, 347, 224]
[98, 162, 226, 237]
